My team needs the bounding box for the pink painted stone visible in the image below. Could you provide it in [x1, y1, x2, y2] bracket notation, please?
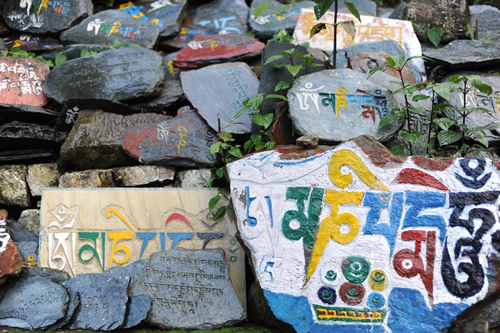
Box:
[0, 210, 22, 282]
[0, 57, 50, 107]
[173, 34, 265, 68]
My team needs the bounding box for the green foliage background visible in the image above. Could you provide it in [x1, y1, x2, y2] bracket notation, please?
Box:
[278, 0, 499, 9]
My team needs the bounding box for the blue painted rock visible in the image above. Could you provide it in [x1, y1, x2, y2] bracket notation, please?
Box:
[197, 0, 249, 25]
[2, 0, 93, 34]
[60, 10, 159, 48]
[287, 69, 402, 142]
[3, 34, 62, 52]
[228, 135, 500, 333]
[192, 9, 247, 35]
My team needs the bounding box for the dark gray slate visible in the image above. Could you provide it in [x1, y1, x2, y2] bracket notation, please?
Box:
[287, 68, 402, 142]
[249, 0, 316, 39]
[336, 39, 422, 83]
[60, 110, 171, 170]
[6, 220, 37, 243]
[164, 52, 186, 80]
[0, 276, 68, 329]
[2, 34, 63, 51]
[470, 5, 500, 38]
[193, 10, 247, 35]
[15, 241, 38, 264]
[423, 40, 500, 70]
[44, 47, 165, 103]
[181, 62, 259, 133]
[122, 106, 218, 167]
[124, 295, 152, 329]
[131, 80, 184, 112]
[50, 288, 80, 330]
[64, 273, 130, 331]
[0, 121, 67, 150]
[0, 104, 60, 125]
[119, 0, 187, 37]
[161, 25, 219, 49]
[333, 0, 377, 16]
[197, 0, 249, 25]
[60, 10, 159, 48]
[104, 259, 148, 292]
[42, 44, 112, 62]
[131, 248, 245, 329]
[2, 0, 93, 34]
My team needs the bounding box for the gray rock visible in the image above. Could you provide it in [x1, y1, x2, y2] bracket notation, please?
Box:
[104, 259, 148, 292]
[174, 168, 214, 188]
[113, 166, 175, 187]
[17, 209, 40, 236]
[451, 319, 489, 333]
[13, 265, 70, 284]
[41, 44, 112, 62]
[0, 276, 68, 329]
[470, 5, 500, 38]
[60, 10, 159, 48]
[181, 62, 259, 133]
[6, 220, 37, 243]
[481, 299, 500, 328]
[44, 47, 165, 104]
[0, 165, 29, 207]
[124, 295, 151, 328]
[193, 10, 247, 35]
[0, 121, 67, 149]
[296, 133, 319, 148]
[424, 40, 500, 70]
[287, 69, 402, 142]
[63, 273, 130, 331]
[334, 0, 377, 16]
[131, 248, 245, 329]
[2, 0, 93, 34]
[60, 110, 171, 170]
[14, 241, 38, 265]
[164, 52, 186, 80]
[131, 80, 184, 113]
[59, 169, 115, 188]
[197, 0, 249, 25]
[27, 163, 59, 197]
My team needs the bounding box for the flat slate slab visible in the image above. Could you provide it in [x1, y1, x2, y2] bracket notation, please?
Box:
[131, 248, 245, 329]
[173, 34, 265, 68]
[423, 40, 500, 69]
[41, 44, 111, 62]
[181, 62, 259, 133]
[228, 136, 500, 333]
[197, 0, 249, 25]
[0, 276, 68, 329]
[287, 69, 402, 142]
[161, 25, 219, 49]
[131, 79, 184, 112]
[2, 0, 93, 34]
[193, 10, 247, 35]
[123, 106, 217, 167]
[0, 121, 67, 150]
[44, 47, 165, 103]
[470, 5, 500, 38]
[3, 34, 63, 51]
[60, 10, 160, 48]
[0, 57, 50, 107]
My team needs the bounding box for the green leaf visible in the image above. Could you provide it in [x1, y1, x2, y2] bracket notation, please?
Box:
[207, 177, 215, 189]
[438, 130, 462, 146]
[313, 0, 334, 20]
[281, 48, 296, 55]
[344, 1, 361, 22]
[477, 136, 489, 148]
[339, 20, 356, 40]
[284, 64, 303, 77]
[387, 54, 406, 69]
[275, 80, 291, 92]
[391, 145, 406, 156]
[54, 54, 67, 67]
[483, 36, 491, 45]
[244, 31, 256, 38]
[433, 82, 453, 100]
[412, 94, 430, 102]
[216, 167, 225, 178]
[467, 23, 475, 40]
[367, 64, 387, 77]
[243, 93, 265, 109]
[228, 147, 243, 158]
[310, 23, 328, 38]
[426, 28, 443, 48]
[433, 118, 455, 131]
[209, 142, 223, 155]
[379, 113, 397, 128]
[401, 130, 421, 146]
[264, 94, 288, 101]
[232, 105, 250, 120]
[264, 54, 285, 65]
[470, 76, 493, 95]
[111, 39, 125, 48]
[244, 140, 253, 152]
[209, 195, 220, 211]
[265, 141, 276, 150]
[253, 113, 274, 129]
[254, 2, 270, 18]
[213, 206, 227, 220]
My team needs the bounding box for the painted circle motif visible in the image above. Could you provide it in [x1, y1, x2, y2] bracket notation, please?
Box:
[367, 292, 386, 308]
[341, 256, 370, 284]
[339, 282, 365, 305]
[369, 269, 387, 291]
[318, 286, 337, 305]
[325, 270, 337, 282]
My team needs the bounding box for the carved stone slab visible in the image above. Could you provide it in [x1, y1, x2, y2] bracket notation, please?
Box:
[228, 136, 500, 333]
[39, 188, 245, 306]
[0, 57, 49, 107]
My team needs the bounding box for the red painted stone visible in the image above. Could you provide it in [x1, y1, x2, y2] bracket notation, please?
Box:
[0, 210, 22, 281]
[353, 136, 405, 167]
[0, 57, 50, 107]
[173, 34, 265, 68]
[394, 168, 449, 191]
[269, 101, 295, 145]
[413, 155, 455, 171]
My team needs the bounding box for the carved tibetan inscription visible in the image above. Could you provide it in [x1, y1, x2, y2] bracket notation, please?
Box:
[228, 140, 500, 333]
[39, 189, 245, 305]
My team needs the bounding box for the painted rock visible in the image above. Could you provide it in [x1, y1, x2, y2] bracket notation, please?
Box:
[2, 0, 93, 34]
[164, 52, 186, 80]
[181, 62, 259, 134]
[0, 210, 22, 281]
[0, 57, 50, 107]
[44, 47, 165, 103]
[249, 0, 316, 40]
[192, 9, 247, 35]
[122, 106, 218, 167]
[423, 40, 500, 69]
[3, 34, 63, 52]
[287, 69, 403, 142]
[228, 136, 500, 333]
[197, 0, 249, 25]
[161, 25, 219, 49]
[60, 10, 160, 48]
[173, 34, 265, 69]
[119, 0, 187, 37]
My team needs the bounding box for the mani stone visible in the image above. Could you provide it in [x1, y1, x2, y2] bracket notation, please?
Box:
[131, 80, 184, 113]
[2, 0, 92, 34]
[0, 277, 68, 329]
[2, 34, 63, 52]
[164, 52, 186, 80]
[123, 295, 152, 328]
[389, 0, 471, 43]
[197, 0, 249, 25]
[0, 165, 30, 207]
[27, 163, 60, 197]
[113, 165, 175, 187]
[60, 10, 159, 49]
[423, 40, 500, 70]
[249, 0, 316, 40]
[192, 10, 247, 35]
[60, 110, 171, 170]
[119, 0, 187, 37]
[470, 5, 500, 38]
[173, 34, 265, 69]
[161, 25, 219, 49]
[131, 248, 245, 329]
[0, 236, 22, 283]
[181, 62, 259, 133]
[58, 169, 115, 188]
[44, 47, 165, 104]
[287, 68, 402, 142]
[63, 274, 130, 331]
[0, 56, 50, 107]
[122, 106, 219, 167]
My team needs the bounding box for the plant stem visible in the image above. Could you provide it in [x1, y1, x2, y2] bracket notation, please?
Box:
[426, 88, 436, 155]
[398, 69, 413, 155]
[333, 0, 338, 69]
[461, 79, 468, 150]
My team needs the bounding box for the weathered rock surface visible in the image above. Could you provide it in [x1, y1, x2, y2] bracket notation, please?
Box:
[41, 44, 112, 62]
[0, 165, 29, 207]
[124, 295, 152, 328]
[0, 121, 67, 151]
[123, 106, 218, 166]
[174, 168, 214, 188]
[113, 165, 175, 187]
[2, 0, 93, 34]
[193, 10, 247, 35]
[58, 169, 115, 188]
[334, 0, 377, 16]
[287, 69, 402, 142]
[0, 104, 60, 125]
[181, 62, 259, 133]
[470, 5, 500, 38]
[44, 47, 165, 103]
[0, 211, 22, 283]
[197, 0, 249, 25]
[161, 25, 219, 49]
[60, 110, 170, 170]
[296, 133, 319, 148]
[27, 163, 60, 197]
[131, 80, 184, 112]
[423, 40, 500, 69]
[17, 209, 40, 236]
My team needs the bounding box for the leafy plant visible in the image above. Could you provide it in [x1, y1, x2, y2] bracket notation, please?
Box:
[1, 48, 55, 68]
[426, 27, 443, 48]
